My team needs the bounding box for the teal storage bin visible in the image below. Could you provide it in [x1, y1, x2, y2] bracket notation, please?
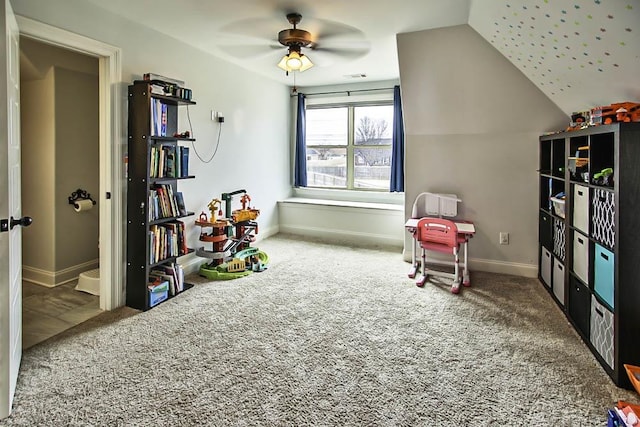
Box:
[594, 244, 614, 309]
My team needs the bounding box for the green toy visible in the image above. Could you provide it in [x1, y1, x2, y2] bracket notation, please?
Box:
[593, 167, 613, 186]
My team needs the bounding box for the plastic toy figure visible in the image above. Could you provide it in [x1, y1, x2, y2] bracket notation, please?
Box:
[196, 189, 268, 280]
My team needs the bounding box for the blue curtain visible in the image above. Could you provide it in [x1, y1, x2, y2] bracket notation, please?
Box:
[390, 85, 405, 192]
[294, 93, 307, 187]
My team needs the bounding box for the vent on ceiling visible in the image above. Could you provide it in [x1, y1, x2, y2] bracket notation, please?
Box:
[344, 73, 367, 79]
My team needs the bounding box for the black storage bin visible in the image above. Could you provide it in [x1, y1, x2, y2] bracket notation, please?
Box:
[539, 211, 553, 250]
[568, 275, 591, 338]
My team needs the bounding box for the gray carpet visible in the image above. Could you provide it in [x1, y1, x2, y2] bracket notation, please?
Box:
[2, 234, 636, 426]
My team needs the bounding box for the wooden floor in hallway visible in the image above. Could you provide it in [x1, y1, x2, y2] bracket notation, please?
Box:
[22, 280, 102, 349]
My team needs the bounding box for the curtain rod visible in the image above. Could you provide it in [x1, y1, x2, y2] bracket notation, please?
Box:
[291, 87, 395, 97]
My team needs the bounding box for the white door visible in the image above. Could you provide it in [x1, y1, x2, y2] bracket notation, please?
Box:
[0, 0, 26, 419]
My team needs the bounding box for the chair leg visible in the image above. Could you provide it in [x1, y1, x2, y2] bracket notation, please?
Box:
[408, 237, 418, 279]
[462, 240, 471, 287]
[451, 247, 461, 294]
[416, 247, 427, 287]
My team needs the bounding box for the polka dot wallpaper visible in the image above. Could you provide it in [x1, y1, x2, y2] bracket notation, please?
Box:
[470, 0, 640, 113]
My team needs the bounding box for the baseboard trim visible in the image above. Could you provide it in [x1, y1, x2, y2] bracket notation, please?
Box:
[279, 225, 404, 248]
[469, 258, 538, 278]
[401, 251, 537, 278]
[23, 259, 100, 287]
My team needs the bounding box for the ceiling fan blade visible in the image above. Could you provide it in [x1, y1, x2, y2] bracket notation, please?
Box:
[308, 19, 366, 43]
[218, 17, 282, 41]
[217, 43, 283, 60]
[312, 45, 369, 60]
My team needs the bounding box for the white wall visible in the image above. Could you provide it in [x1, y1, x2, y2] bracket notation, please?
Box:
[12, 0, 292, 272]
[397, 25, 567, 276]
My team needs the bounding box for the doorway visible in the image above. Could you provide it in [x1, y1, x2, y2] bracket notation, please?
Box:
[15, 16, 124, 331]
[19, 38, 102, 348]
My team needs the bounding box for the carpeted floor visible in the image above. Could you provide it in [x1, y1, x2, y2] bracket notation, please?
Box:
[1, 234, 636, 426]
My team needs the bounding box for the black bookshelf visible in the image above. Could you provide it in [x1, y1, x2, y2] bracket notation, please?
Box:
[126, 80, 196, 311]
[538, 123, 640, 388]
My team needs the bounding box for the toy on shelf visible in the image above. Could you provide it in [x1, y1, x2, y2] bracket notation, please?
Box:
[196, 189, 268, 280]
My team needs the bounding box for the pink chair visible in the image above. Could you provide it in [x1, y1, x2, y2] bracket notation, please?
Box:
[412, 217, 467, 294]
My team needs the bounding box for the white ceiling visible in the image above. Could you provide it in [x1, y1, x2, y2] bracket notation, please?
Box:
[82, 0, 471, 87]
[81, 0, 639, 112]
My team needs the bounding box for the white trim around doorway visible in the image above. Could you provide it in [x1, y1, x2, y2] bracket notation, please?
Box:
[16, 16, 124, 310]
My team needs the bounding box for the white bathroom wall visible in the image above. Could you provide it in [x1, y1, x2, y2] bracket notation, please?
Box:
[20, 64, 99, 286]
[20, 69, 55, 279]
[54, 67, 99, 274]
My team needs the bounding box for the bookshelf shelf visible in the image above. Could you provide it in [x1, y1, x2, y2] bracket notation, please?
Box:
[149, 249, 195, 269]
[126, 80, 196, 311]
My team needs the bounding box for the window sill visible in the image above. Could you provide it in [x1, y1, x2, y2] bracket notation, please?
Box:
[280, 197, 403, 212]
[292, 187, 404, 207]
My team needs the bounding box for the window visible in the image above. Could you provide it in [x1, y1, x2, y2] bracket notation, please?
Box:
[305, 103, 393, 190]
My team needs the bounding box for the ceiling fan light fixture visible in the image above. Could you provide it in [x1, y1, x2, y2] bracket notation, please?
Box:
[277, 49, 314, 73]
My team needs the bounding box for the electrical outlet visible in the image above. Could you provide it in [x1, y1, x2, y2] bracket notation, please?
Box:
[499, 232, 509, 245]
[211, 110, 216, 121]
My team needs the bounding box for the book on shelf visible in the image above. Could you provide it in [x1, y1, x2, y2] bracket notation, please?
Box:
[180, 146, 189, 177]
[175, 146, 181, 178]
[174, 192, 187, 217]
[148, 220, 187, 263]
[150, 99, 168, 137]
[149, 184, 182, 220]
[165, 145, 176, 178]
[149, 268, 175, 296]
[149, 263, 185, 296]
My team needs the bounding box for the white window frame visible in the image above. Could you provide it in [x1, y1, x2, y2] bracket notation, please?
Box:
[305, 102, 393, 191]
[293, 89, 404, 205]
[292, 87, 404, 205]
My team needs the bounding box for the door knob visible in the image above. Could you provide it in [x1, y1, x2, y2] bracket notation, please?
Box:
[11, 216, 33, 229]
[1, 216, 33, 232]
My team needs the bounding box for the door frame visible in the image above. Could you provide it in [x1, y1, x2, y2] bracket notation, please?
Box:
[17, 16, 123, 309]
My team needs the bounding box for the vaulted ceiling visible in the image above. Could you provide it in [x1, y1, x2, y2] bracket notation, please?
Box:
[83, 0, 640, 113]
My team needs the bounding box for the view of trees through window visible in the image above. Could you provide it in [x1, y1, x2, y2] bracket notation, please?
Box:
[306, 104, 393, 190]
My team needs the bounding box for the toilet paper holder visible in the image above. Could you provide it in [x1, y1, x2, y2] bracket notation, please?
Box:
[68, 188, 96, 209]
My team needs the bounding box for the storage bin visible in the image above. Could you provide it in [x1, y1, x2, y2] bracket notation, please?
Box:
[572, 184, 589, 233]
[592, 188, 615, 248]
[550, 197, 565, 218]
[594, 244, 615, 309]
[568, 276, 590, 338]
[148, 280, 169, 307]
[540, 247, 552, 288]
[539, 211, 553, 250]
[572, 232, 589, 284]
[553, 259, 565, 306]
[553, 217, 565, 262]
[590, 295, 614, 369]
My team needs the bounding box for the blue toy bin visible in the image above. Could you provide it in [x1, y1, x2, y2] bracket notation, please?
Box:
[148, 280, 169, 307]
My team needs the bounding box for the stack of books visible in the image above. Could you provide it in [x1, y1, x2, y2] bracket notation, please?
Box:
[148, 220, 187, 264]
[149, 144, 189, 178]
[149, 262, 185, 296]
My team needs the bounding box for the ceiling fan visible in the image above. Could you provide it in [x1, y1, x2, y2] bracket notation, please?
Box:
[277, 13, 315, 73]
[216, 11, 370, 75]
